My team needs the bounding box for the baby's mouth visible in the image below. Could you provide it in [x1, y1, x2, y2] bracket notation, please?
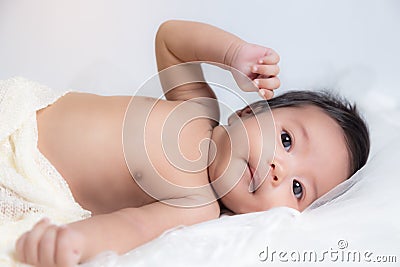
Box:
[247, 162, 267, 193]
[247, 162, 257, 193]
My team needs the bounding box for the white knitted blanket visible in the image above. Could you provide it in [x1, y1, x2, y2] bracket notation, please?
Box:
[0, 77, 90, 266]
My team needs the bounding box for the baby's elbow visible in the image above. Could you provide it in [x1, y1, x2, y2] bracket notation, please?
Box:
[157, 20, 177, 36]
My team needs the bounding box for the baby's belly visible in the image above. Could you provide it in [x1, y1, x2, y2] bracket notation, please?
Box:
[36, 92, 156, 215]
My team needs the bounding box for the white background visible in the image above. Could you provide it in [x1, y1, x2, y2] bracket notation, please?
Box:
[1, 0, 399, 99]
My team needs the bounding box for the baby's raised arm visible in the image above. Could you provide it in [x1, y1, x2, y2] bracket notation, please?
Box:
[156, 20, 280, 101]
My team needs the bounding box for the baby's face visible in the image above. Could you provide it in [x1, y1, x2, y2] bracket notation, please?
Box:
[208, 105, 350, 213]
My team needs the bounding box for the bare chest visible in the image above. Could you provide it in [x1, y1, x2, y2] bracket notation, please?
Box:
[123, 96, 217, 206]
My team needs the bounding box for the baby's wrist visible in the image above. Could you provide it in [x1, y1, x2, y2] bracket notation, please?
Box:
[223, 39, 247, 68]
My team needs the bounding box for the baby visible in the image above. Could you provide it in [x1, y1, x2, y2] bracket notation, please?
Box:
[15, 20, 369, 266]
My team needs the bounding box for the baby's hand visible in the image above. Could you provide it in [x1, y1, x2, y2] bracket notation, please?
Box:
[16, 218, 85, 267]
[230, 42, 280, 100]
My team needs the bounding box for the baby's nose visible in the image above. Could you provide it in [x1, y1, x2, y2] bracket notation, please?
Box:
[269, 162, 284, 184]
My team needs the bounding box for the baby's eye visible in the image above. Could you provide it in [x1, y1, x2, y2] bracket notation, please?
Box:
[292, 179, 303, 199]
[281, 130, 292, 151]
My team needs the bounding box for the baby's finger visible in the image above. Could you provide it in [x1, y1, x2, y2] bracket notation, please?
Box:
[258, 89, 274, 100]
[254, 77, 281, 90]
[56, 226, 82, 267]
[258, 49, 280, 65]
[38, 225, 58, 267]
[22, 218, 51, 265]
[15, 232, 28, 263]
[252, 64, 280, 77]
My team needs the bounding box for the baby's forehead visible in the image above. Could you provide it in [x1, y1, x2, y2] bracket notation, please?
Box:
[248, 103, 343, 138]
[270, 104, 325, 116]
[271, 104, 344, 138]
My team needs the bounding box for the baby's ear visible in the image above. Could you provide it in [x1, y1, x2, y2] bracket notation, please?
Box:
[227, 106, 254, 125]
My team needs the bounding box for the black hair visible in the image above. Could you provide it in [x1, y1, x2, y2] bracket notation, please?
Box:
[246, 90, 370, 177]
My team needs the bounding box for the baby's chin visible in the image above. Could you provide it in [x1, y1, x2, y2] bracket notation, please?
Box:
[209, 162, 250, 202]
[220, 195, 253, 214]
[216, 179, 256, 214]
